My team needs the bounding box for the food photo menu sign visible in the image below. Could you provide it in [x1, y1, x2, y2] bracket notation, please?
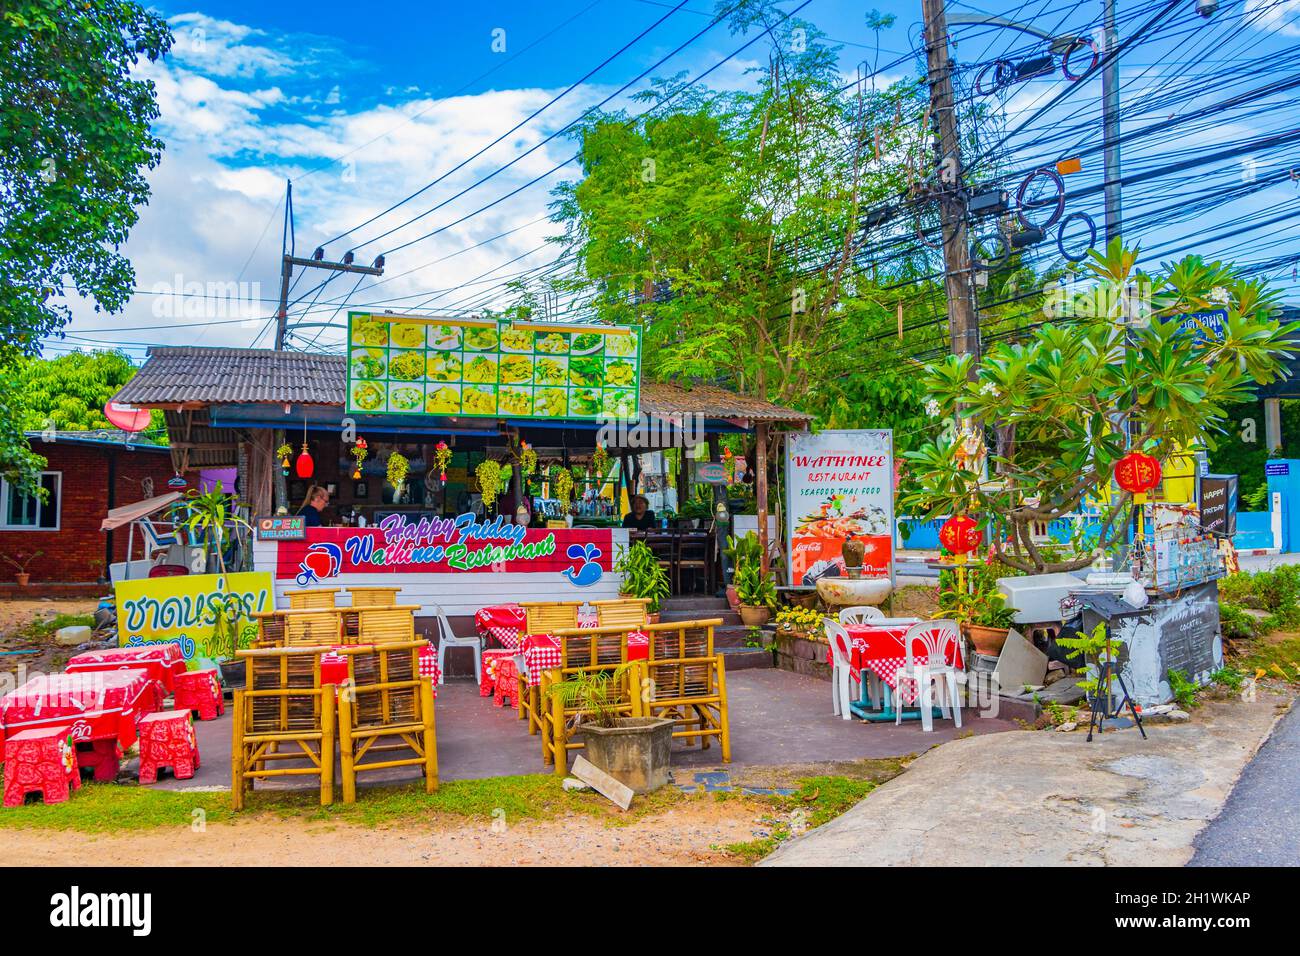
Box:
[346, 313, 641, 421]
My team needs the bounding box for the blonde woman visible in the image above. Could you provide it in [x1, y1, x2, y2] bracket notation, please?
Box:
[297, 485, 330, 526]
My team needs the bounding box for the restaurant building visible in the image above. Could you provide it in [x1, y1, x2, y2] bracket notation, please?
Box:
[109, 340, 811, 640]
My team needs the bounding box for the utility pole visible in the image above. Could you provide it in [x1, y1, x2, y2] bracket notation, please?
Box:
[1101, 0, 1123, 245]
[921, 0, 979, 363]
[274, 252, 384, 350]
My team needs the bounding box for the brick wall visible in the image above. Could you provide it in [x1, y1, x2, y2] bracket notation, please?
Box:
[1, 443, 176, 585]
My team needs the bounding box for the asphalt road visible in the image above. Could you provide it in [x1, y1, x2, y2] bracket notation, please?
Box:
[1188, 701, 1300, 866]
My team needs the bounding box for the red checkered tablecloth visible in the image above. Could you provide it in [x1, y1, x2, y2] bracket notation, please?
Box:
[520, 631, 650, 688]
[318, 643, 440, 696]
[831, 624, 963, 705]
[475, 603, 600, 650]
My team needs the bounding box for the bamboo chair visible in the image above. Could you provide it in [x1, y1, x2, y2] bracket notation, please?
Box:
[251, 610, 287, 647]
[346, 586, 403, 607]
[282, 608, 345, 647]
[539, 625, 639, 776]
[287, 587, 341, 610]
[231, 645, 336, 808]
[515, 601, 582, 735]
[591, 597, 650, 629]
[350, 605, 420, 645]
[643, 619, 731, 760]
[333, 641, 437, 803]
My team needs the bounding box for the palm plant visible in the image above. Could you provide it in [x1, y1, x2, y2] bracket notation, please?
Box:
[545, 665, 634, 729]
[182, 481, 250, 575]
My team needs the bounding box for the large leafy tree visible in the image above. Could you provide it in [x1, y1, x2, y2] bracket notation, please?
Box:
[0, 0, 171, 492]
[901, 241, 1298, 573]
[14, 350, 163, 438]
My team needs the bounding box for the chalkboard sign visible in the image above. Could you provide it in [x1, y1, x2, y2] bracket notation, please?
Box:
[1198, 474, 1237, 537]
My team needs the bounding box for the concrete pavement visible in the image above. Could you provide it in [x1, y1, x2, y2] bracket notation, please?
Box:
[762, 692, 1294, 867]
[1188, 701, 1300, 866]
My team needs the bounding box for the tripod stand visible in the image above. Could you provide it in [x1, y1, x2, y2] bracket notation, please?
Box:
[1086, 660, 1147, 742]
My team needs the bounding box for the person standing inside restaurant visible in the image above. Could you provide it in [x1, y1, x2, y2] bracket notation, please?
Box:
[298, 485, 330, 527]
[622, 494, 657, 530]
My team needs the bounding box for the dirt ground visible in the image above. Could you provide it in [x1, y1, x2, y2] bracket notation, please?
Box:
[887, 584, 939, 620]
[0, 801, 769, 866]
[0, 597, 102, 681]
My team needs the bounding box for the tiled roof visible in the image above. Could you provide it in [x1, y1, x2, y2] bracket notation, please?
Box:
[112, 346, 812, 424]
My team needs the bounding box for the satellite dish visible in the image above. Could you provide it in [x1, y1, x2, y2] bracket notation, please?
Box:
[103, 401, 151, 433]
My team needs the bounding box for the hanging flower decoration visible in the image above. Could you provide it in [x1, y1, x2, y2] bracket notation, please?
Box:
[519, 442, 537, 479]
[554, 468, 574, 510]
[476, 459, 503, 511]
[276, 443, 293, 476]
[722, 447, 736, 484]
[350, 437, 369, 480]
[387, 452, 409, 492]
[434, 441, 452, 482]
[591, 444, 610, 480]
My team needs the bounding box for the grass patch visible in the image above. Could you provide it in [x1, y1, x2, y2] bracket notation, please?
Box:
[723, 774, 883, 863]
[22, 613, 96, 638]
[1230, 633, 1300, 686]
[0, 771, 689, 834]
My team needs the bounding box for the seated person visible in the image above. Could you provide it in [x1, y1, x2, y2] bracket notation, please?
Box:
[621, 494, 657, 530]
[297, 484, 330, 527]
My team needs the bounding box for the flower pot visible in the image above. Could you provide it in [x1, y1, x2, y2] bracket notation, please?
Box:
[725, 585, 740, 612]
[646, 612, 661, 625]
[14, 572, 30, 587]
[738, 604, 771, 627]
[966, 624, 1009, 658]
[575, 716, 675, 793]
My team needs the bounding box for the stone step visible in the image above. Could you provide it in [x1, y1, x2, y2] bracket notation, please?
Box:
[659, 608, 742, 626]
[713, 625, 757, 648]
[660, 595, 730, 612]
[717, 647, 773, 670]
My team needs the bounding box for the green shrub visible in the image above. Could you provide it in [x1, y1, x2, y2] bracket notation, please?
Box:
[1211, 667, 1245, 693]
[1218, 602, 1257, 641]
[1167, 668, 1200, 710]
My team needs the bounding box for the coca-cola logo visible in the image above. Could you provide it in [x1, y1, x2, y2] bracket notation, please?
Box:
[69, 720, 92, 742]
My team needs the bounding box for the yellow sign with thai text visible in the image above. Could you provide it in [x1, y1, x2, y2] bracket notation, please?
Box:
[115, 571, 274, 663]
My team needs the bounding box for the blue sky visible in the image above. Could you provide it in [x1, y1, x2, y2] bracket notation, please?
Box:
[48, 0, 1300, 359]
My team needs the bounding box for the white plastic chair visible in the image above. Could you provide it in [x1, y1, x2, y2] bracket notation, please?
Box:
[824, 619, 859, 720]
[431, 602, 481, 685]
[839, 605, 884, 626]
[894, 620, 962, 732]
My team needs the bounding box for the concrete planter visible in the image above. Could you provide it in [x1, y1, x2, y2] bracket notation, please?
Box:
[576, 717, 675, 793]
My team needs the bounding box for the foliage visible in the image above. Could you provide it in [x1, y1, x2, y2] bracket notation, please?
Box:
[1229, 634, 1300, 686]
[901, 240, 1297, 573]
[203, 592, 251, 661]
[1, 549, 43, 573]
[386, 452, 409, 490]
[724, 530, 764, 567]
[181, 481, 249, 576]
[13, 351, 164, 439]
[937, 586, 1016, 630]
[1210, 666, 1245, 694]
[1217, 603, 1257, 642]
[1217, 565, 1300, 630]
[475, 459, 503, 511]
[544, 665, 633, 729]
[0, 0, 172, 495]
[733, 561, 777, 610]
[553, 467, 574, 510]
[775, 605, 824, 640]
[1167, 668, 1200, 710]
[613, 541, 671, 612]
[1056, 622, 1125, 699]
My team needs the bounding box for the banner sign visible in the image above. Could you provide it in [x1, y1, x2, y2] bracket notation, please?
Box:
[115, 572, 273, 662]
[346, 312, 641, 421]
[785, 430, 894, 586]
[274, 513, 614, 588]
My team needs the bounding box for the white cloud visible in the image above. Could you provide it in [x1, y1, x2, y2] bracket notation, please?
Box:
[1245, 0, 1300, 39]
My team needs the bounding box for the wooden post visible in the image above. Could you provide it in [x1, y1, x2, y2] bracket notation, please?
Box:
[420, 680, 438, 793]
[337, 688, 356, 805]
[756, 422, 770, 576]
[231, 691, 245, 811]
[320, 684, 336, 807]
[551, 687, 568, 777]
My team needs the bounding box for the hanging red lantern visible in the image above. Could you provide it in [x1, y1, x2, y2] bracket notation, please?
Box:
[1114, 451, 1162, 496]
[296, 443, 314, 479]
[939, 514, 982, 556]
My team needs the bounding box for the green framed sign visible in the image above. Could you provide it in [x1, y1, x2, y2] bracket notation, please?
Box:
[345, 313, 641, 420]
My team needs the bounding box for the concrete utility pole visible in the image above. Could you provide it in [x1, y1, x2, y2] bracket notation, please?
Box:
[921, 0, 979, 362]
[1101, 0, 1123, 245]
[273, 253, 384, 350]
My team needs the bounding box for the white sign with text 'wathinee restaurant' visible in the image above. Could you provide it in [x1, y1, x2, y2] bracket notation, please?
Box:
[785, 430, 894, 587]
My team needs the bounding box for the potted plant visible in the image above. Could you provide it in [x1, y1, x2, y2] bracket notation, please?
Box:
[938, 586, 1017, 657]
[734, 560, 777, 627]
[723, 531, 764, 611]
[613, 541, 670, 622]
[182, 482, 252, 681]
[2, 549, 43, 587]
[547, 666, 674, 794]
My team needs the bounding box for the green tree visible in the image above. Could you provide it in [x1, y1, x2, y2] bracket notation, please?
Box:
[0, 0, 172, 493]
[14, 350, 163, 438]
[901, 240, 1298, 573]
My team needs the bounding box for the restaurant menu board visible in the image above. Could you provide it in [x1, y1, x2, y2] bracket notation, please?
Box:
[785, 429, 895, 587]
[346, 313, 641, 420]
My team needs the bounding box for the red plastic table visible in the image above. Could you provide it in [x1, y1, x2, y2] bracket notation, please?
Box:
[66, 644, 186, 694]
[0, 670, 160, 781]
[519, 631, 650, 688]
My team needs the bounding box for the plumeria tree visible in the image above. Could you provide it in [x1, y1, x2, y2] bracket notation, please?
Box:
[901, 240, 1298, 574]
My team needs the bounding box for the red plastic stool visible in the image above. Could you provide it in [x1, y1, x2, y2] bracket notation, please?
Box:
[481, 649, 513, 697]
[137, 710, 200, 784]
[494, 657, 518, 708]
[173, 668, 224, 721]
[4, 725, 80, 807]
[77, 739, 122, 782]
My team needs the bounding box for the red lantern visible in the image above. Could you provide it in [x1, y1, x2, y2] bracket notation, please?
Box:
[939, 514, 982, 556]
[1114, 451, 1161, 496]
[296, 443, 314, 479]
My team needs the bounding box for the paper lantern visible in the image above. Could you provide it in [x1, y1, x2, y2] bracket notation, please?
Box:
[1114, 451, 1161, 495]
[939, 514, 982, 555]
[295, 444, 314, 479]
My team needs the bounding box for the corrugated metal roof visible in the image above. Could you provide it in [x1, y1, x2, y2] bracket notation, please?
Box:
[112, 346, 812, 424]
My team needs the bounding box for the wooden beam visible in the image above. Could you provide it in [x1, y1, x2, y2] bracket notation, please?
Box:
[756, 422, 769, 576]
